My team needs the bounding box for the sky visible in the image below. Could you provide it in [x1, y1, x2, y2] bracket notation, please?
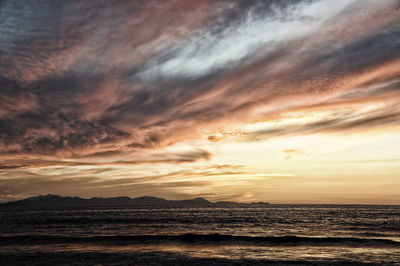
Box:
[0, 0, 400, 204]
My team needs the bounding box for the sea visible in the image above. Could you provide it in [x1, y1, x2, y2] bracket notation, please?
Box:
[0, 205, 399, 265]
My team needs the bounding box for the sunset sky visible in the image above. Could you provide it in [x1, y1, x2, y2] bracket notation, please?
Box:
[1, 0, 400, 204]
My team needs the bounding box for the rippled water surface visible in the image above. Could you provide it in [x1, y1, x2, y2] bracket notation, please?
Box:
[1, 205, 399, 265]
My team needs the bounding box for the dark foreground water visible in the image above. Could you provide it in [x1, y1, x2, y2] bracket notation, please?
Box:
[1, 205, 400, 265]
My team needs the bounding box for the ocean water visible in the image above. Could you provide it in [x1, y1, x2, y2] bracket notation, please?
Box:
[1, 205, 399, 265]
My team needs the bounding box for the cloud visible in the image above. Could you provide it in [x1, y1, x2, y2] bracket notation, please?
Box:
[281, 149, 307, 160]
[0, 0, 400, 173]
[207, 77, 400, 142]
[138, 0, 354, 80]
[237, 107, 400, 142]
[0, 148, 211, 170]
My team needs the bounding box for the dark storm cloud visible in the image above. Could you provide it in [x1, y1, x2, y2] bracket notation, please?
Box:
[0, 0, 400, 160]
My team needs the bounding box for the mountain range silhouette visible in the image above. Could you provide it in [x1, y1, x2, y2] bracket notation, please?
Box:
[0, 194, 269, 209]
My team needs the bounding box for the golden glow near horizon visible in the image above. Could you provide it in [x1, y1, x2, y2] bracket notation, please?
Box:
[3, 103, 400, 204]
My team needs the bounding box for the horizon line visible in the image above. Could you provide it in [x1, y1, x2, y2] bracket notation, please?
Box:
[1, 194, 400, 206]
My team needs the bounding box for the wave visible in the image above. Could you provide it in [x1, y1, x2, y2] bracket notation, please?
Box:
[1, 234, 399, 247]
[2, 217, 260, 224]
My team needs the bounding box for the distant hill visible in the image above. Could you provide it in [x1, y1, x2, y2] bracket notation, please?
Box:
[0, 194, 269, 209]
